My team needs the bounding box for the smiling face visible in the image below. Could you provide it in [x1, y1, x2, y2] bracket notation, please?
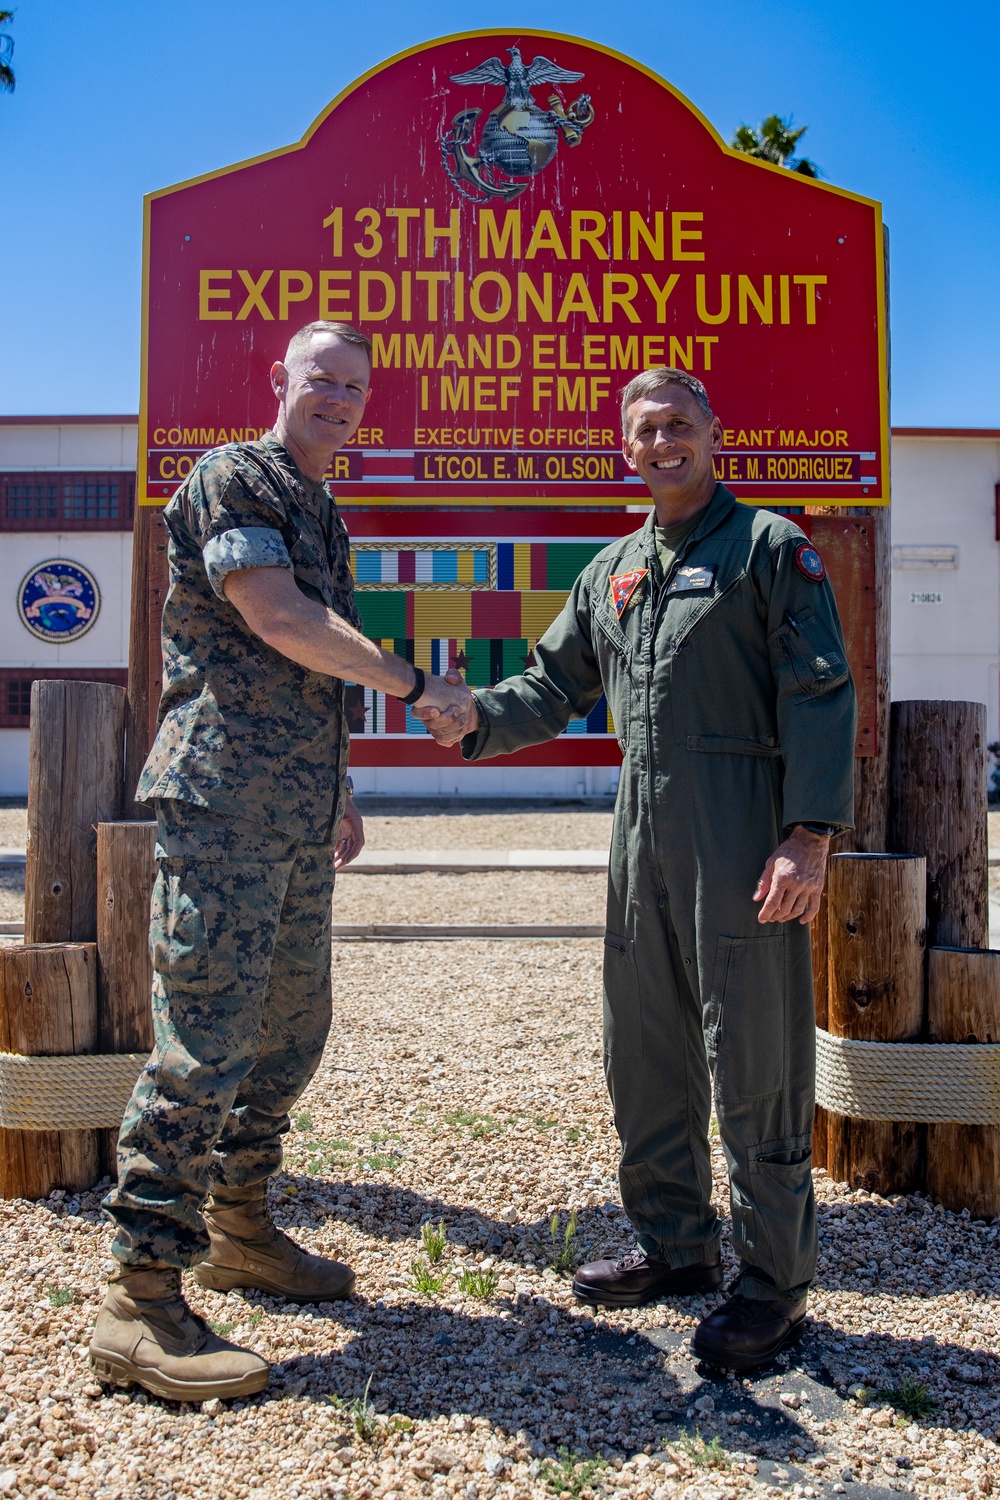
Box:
[270, 332, 371, 480]
[622, 384, 723, 523]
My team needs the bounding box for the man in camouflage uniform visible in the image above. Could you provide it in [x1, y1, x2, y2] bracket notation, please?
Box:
[421, 370, 855, 1371]
[90, 321, 468, 1403]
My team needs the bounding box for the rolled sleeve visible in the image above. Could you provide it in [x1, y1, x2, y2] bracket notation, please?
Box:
[203, 526, 292, 599]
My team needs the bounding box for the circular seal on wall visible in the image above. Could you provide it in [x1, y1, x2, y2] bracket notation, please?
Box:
[17, 559, 101, 643]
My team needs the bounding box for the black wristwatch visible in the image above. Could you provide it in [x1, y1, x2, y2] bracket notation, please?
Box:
[798, 821, 836, 837]
[399, 666, 425, 704]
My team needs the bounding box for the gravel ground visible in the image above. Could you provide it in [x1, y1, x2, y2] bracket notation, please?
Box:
[353, 800, 614, 854]
[0, 805, 27, 849]
[0, 869, 23, 922]
[2, 933, 999, 1500]
[0, 804, 613, 930]
[331, 873, 605, 927]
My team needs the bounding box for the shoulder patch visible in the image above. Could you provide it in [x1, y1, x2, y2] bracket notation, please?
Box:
[609, 568, 648, 619]
[794, 542, 826, 583]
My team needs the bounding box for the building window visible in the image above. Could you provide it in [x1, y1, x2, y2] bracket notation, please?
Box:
[63, 478, 122, 521]
[0, 472, 135, 531]
[6, 482, 59, 521]
[0, 668, 129, 728]
[6, 680, 33, 718]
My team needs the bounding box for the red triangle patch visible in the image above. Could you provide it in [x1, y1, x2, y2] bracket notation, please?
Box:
[609, 568, 649, 619]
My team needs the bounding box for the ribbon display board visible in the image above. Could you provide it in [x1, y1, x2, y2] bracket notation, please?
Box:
[137, 31, 887, 770]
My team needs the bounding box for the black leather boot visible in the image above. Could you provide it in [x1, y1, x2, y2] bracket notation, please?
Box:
[572, 1248, 723, 1308]
[691, 1285, 808, 1370]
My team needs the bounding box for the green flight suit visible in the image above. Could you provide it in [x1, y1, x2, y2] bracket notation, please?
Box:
[463, 485, 856, 1297]
[107, 434, 358, 1268]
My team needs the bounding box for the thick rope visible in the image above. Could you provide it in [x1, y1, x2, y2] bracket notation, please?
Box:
[3, 1030, 1000, 1130]
[815, 1027, 1000, 1124]
[0, 1052, 147, 1131]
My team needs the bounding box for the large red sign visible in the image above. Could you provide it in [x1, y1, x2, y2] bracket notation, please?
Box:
[140, 30, 889, 508]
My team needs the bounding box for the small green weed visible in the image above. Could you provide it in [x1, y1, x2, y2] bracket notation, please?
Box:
[534, 1115, 558, 1133]
[45, 1285, 75, 1309]
[538, 1447, 607, 1496]
[881, 1373, 937, 1418]
[327, 1376, 412, 1443]
[420, 1218, 448, 1263]
[458, 1266, 499, 1299]
[245, 1308, 264, 1327]
[294, 1111, 313, 1131]
[208, 1319, 235, 1337]
[549, 1210, 579, 1274]
[443, 1107, 502, 1138]
[362, 1150, 403, 1172]
[565, 1125, 581, 1143]
[668, 1429, 732, 1469]
[411, 1260, 448, 1297]
[328, 1375, 381, 1443]
[301, 1137, 353, 1174]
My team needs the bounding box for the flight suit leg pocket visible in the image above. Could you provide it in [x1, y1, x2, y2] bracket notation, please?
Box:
[710, 933, 787, 1102]
[603, 931, 643, 1059]
[746, 1133, 816, 1291]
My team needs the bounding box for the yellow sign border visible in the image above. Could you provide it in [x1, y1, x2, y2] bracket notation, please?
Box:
[138, 28, 890, 509]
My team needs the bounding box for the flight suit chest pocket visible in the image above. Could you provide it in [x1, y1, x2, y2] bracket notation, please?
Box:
[707, 933, 787, 1101]
[593, 606, 636, 750]
[771, 607, 848, 695]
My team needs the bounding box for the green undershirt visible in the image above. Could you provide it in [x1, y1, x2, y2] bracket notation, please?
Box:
[654, 505, 709, 580]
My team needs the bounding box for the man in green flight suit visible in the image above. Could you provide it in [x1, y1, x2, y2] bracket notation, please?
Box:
[421, 369, 856, 1370]
[90, 321, 468, 1403]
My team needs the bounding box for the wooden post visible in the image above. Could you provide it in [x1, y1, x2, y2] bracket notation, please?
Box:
[0, 944, 100, 1198]
[810, 887, 829, 1170]
[826, 853, 926, 1194]
[807, 226, 891, 1165]
[925, 947, 1000, 1218]
[96, 822, 157, 1177]
[888, 700, 989, 949]
[124, 506, 169, 810]
[25, 680, 126, 944]
[850, 505, 891, 853]
[802, 506, 888, 1170]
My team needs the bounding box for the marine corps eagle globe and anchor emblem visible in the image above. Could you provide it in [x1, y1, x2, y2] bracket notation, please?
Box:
[441, 45, 596, 203]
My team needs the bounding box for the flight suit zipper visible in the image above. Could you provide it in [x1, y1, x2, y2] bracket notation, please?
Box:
[641, 531, 700, 895]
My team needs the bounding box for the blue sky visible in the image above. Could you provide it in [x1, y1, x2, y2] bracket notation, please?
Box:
[0, 0, 996, 425]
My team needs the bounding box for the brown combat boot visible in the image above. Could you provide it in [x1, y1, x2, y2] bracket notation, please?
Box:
[193, 1181, 356, 1303]
[89, 1266, 269, 1402]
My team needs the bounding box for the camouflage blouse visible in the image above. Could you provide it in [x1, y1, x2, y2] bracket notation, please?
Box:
[137, 433, 360, 842]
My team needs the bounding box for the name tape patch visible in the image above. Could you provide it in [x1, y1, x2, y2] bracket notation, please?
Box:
[666, 563, 716, 595]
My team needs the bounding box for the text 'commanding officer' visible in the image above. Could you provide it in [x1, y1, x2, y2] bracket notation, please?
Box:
[90, 321, 470, 1404]
[419, 368, 856, 1372]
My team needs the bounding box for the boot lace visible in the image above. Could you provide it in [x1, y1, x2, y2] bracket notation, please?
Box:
[615, 1248, 656, 1273]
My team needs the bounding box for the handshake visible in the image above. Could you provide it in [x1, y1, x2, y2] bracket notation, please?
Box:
[414, 669, 480, 747]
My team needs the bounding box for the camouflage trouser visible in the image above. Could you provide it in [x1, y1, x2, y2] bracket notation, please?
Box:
[105, 798, 335, 1268]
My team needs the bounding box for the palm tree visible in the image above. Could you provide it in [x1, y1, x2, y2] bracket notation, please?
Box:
[731, 115, 818, 178]
[0, 9, 14, 95]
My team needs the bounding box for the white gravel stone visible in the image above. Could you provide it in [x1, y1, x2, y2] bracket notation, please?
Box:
[0, 804, 997, 1497]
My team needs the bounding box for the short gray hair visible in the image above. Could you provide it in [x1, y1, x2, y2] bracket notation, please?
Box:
[620, 368, 713, 438]
[284, 321, 373, 371]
